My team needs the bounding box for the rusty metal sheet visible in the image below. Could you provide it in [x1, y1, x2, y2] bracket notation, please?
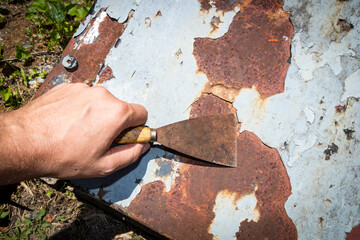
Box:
[39, 0, 360, 239]
[194, 1, 293, 98]
[126, 130, 297, 240]
[347, 225, 360, 240]
[36, 10, 124, 96]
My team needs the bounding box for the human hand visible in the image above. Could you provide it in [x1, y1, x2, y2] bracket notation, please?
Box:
[0, 83, 149, 185]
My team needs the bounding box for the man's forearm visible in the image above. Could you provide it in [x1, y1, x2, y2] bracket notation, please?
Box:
[0, 83, 149, 186]
[0, 111, 38, 185]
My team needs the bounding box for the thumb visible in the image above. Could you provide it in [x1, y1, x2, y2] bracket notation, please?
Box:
[97, 143, 150, 176]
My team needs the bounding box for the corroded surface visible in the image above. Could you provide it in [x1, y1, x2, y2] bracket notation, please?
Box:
[61, 0, 296, 239]
[126, 130, 297, 240]
[36, 11, 124, 96]
[97, 66, 114, 84]
[194, 1, 293, 98]
[41, 0, 360, 239]
[347, 225, 360, 240]
[233, 0, 360, 239]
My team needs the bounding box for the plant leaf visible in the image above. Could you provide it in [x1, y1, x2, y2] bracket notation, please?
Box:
[46, 190, 53, 197]
[40, 221, 51, 229]
[29, 0, 48, 12]
[75, 7, 88, 20]
[35, 209, 46, 221]
[20, 68, 28, 87]
[46, 1, 66, 22]
[19, 227, 33, 239]
[25, 12, 38, 20]
[15, 46, 31, 61]
[36, 228, 46, 240]
[0, 14, 5, 24]
[0, 209, 10, 219]
[0, 88, 11, 102]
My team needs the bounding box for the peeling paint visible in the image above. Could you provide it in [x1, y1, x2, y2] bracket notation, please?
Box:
[41, 0, 360, 239]
[100, 0, 237, 127]
[341, 69, 360, 102]
[202, 82, 240, 103]
[74, 11, 107, 49]
[209, 188, 260, 240]
[96, 66, 114, 84]
[233, 0, 360, 238]
[115, 156, 182, 208]
[36, 12, 124, 97]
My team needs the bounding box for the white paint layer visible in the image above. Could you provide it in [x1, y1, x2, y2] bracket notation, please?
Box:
[209, 188, 260, 240]
[105, 0, 238, 209]
[74, 11, 107, 49]
[234, 0, 360, 239]
[100, 0, 237, 127]
[115, 157, 182, 208]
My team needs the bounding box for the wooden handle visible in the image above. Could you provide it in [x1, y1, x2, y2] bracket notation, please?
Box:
[114, 126, 156, 144]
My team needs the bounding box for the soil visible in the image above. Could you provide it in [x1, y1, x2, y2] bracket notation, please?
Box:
[0, 1, 151, 239]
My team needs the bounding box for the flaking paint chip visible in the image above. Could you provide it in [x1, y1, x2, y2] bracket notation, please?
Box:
[145, 17, 151, 28]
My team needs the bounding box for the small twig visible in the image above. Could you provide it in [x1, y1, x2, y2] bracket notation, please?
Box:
[16, 81, 23, 99]
[20, 181, 34, 197]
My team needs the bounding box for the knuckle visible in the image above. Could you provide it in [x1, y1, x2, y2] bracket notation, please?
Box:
[116, 101, 132, 118]
[92, 85, 109, 97]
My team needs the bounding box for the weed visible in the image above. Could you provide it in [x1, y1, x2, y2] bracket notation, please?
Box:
[0, 208, 52, 240]
[0, 205, 10, 220]
[0, 14, 4, 24]
[65, 189, 73, 198]
[0, 78, 21, 108]
[25, 0, 92, 50]
[15, 46, 31, 61]
[45, 190, 53, 197]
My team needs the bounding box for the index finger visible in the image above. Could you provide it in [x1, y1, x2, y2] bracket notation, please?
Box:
[122, 102, 148, 130]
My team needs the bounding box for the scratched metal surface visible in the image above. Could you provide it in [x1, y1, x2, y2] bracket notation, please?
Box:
[38, 0, 360, 239]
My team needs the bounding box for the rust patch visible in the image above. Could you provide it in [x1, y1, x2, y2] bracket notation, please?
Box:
[347, 225, 360, 240]
[324, 143, 339, 160]
[36, 11, 124, 97]
[343, 128, 355, 140]
[199, 0, 243, 12]
[126, 129, 296, 239]
[191, 93, 236, 117]
[336, 104, 347, 113]
[337, 19, 354, 32]
[97, 185, 110, 201]
[123, 2, 295, 237]
[198, 0, 212, 11]
[194, 4, 293, 98]
[154, 10, 162, 18]
[249, 0, 283, 11]
[124, 93, 296, 239]
[97, 66, 114, 84]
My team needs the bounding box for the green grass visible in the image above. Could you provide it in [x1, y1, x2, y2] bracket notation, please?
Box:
[0, 0, 92, 110]
[25, 0, 92, 50]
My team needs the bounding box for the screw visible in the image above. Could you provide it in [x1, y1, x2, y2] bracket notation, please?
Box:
[62, 55, 78, 71]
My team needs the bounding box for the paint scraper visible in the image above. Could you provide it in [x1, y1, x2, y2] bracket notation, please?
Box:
[113, 113, 238, 167]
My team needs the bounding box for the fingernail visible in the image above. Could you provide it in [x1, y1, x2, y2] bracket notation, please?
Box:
[141, 143, 150, 155]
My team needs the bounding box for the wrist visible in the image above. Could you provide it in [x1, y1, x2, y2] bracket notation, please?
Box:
[0, 110, 40, 185]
